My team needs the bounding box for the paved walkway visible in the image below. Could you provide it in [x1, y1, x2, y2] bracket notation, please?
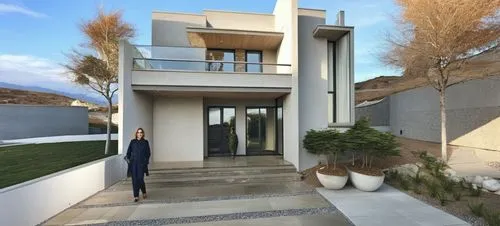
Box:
[318, 184, 470, 226]
[41, 157, 352, 226]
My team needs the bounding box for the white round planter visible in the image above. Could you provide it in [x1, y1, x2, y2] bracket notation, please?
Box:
[348, 168, 385, 192]
[316, 168, 348, 190]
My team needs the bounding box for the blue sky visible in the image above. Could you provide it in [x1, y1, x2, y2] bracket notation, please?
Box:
[0, 0, 401, 99]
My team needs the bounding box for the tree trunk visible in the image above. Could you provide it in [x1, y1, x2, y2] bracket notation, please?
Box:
[333, 153, 337, 170]
[439, 90, 448, 161]
[104, 98, 113, 155]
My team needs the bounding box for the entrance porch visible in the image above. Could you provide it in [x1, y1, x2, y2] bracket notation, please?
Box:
[120, 89, 294, 165]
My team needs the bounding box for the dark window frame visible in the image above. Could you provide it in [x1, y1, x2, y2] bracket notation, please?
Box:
[244, 50, 263, 73]
[206, 106, 236, 157]
[328, 41, 337, 123]
[206, 48, 236, 72]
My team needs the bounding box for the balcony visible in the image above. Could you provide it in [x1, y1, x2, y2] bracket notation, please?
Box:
[130, 45, 293, 93]
[132, 45, 291, 74]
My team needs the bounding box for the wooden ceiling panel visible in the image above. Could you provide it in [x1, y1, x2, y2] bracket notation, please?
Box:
[187, 28, 283, 50]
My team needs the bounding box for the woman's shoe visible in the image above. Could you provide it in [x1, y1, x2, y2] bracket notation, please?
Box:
[143, 193, 147, 199]
[134, 197, 139, 202]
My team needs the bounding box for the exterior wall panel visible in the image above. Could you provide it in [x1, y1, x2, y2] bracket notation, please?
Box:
[0, 105, 88, 140]
[153, 97, 204, 162]
[297, 10, 328, 171]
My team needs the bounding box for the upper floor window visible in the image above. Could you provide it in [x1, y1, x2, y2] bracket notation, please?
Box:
[245, 51, 262, 73]
[206, 49, 235, 72]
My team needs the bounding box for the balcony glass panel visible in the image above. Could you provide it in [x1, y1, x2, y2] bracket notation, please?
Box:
[132, 45, 291, 74]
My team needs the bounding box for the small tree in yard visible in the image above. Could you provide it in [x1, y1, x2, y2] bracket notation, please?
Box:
[382, 0, 500, 161]
[303, 129, 345, 171]
[64, 8, 135, 154]
[347, 118, 400, 170]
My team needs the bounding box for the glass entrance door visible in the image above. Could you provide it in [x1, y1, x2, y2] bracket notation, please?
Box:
[207, 107, 236, 156]
[246, 107, 279, 155]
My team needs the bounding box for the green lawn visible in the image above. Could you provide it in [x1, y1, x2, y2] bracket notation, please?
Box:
[0, 140, 118, 189]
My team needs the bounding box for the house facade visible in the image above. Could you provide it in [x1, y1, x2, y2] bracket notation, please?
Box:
[118, 0, 354, 171]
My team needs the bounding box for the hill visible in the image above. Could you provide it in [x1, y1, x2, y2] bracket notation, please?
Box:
[0, 82, 109, 105]
[355, 48, 500, 104]
[0, 88, 75, 106]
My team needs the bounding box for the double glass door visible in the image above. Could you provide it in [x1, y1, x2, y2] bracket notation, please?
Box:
[246, 107, 282, 155]
[207, 107, 236, 156]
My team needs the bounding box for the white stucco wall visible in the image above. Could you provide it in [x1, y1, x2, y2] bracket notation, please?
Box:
[119, 41, 154, 155]
[153, 97, 204, 162]
[274, 0, 300, 170]
[204, 10, 275, 32]
[0, 155, 126, 226]
[297, 9, 329, 170]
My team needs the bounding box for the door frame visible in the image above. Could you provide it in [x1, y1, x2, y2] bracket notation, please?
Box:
[206, 106, 236, 157]
[244, 106, 281, 156]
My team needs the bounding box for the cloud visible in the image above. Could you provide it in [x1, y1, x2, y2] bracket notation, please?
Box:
[0, 3, 47, 18]
[0, 54, 100, 99]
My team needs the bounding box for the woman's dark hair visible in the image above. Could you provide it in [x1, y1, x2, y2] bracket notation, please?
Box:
[135, 128, 145, 139]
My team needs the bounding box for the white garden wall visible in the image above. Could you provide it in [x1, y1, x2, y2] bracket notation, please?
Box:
[0, 154, 127, 226]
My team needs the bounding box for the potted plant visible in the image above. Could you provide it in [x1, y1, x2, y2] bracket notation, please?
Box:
[346, 118, 400, 191]
[228, 126, 238, 159]
[303, 129, 348, 189]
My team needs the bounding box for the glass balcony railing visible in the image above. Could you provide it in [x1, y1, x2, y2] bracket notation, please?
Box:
[131, 45, 292, 74]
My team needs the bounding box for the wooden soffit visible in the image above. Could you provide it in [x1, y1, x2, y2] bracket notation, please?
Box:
[187, 27, 283, 50]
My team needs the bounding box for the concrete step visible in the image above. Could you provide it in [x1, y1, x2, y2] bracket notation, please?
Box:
[111, 174, 301, 191]
[148, 165, 296, 174]
[142, 172, 300, 183]
[80, 181, 315, 206]
[147, 167, 297, 179]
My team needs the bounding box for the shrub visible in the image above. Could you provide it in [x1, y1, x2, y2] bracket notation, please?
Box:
[460, 178, 470, 189]
[228, 126, 238, 159]
[413, 184, 422, 194]
[411, 168, 423, 185]
[468, 185, 482, 197]
[442, 178, 456, 193]
[346, 118, 400, 169]
[414, 151, 448, 176]
[424, 180, 441, 198]
[484, 209, 500, 226]
[303, 129, 345, 170]
[452, 191, 462, 201]
[386, 169, 400, 181]
[436, 191, 448, 206]
[399, 176, 411, 191]
[468, 202, 484, 217]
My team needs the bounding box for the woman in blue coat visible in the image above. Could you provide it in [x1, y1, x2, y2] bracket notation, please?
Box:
[126, 128, 151, 202]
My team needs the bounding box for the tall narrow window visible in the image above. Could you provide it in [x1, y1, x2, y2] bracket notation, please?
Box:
[328, 42, 336, 124]
[245, 51, 262, 73]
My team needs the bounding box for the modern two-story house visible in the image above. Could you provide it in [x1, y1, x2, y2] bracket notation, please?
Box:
[118, 0, 354, 171]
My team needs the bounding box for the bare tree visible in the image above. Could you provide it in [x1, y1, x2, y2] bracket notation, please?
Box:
[65, 8, 135, 155]
[382, 0, 500, 161]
